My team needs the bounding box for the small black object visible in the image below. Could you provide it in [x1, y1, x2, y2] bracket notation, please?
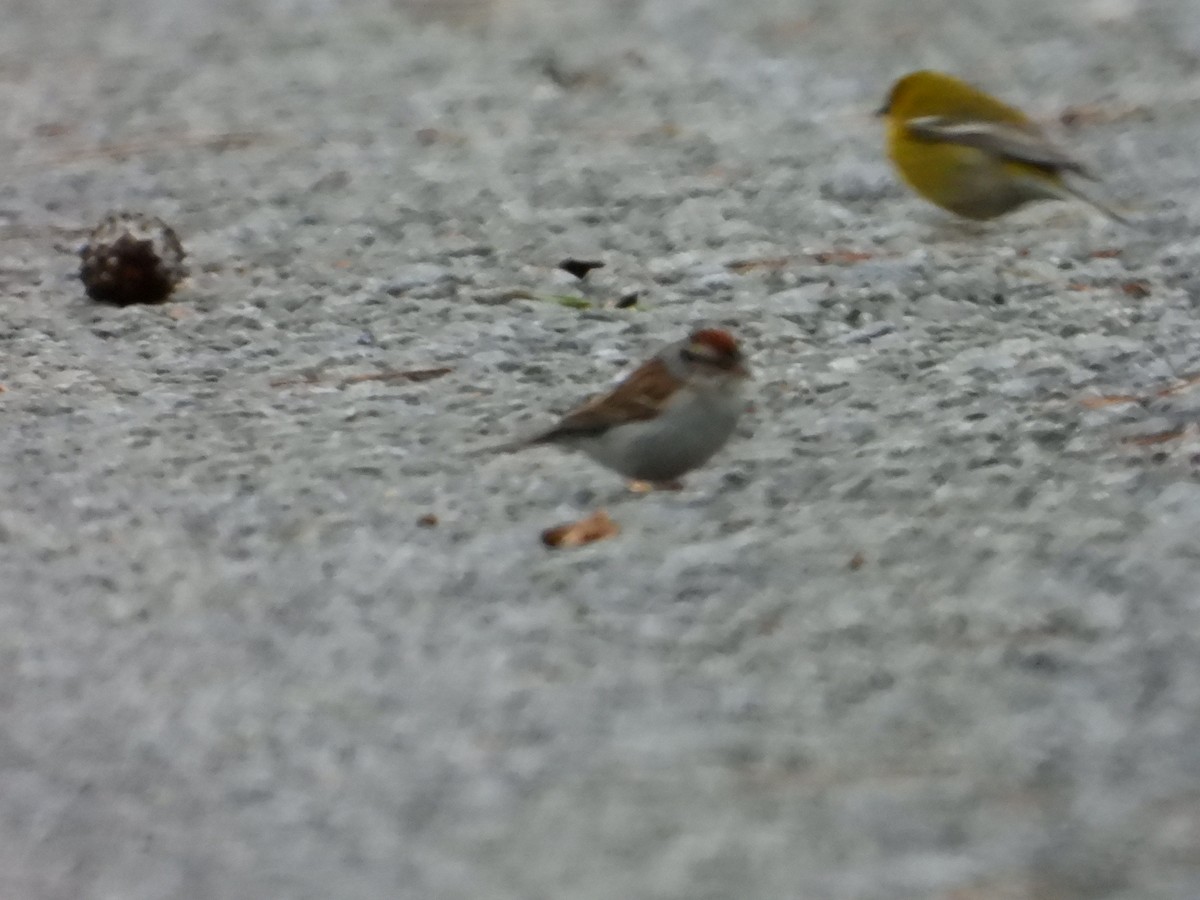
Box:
[79, 212, 187, 305]
[614, 291, 640, 309]
[558, 258, 605, 280]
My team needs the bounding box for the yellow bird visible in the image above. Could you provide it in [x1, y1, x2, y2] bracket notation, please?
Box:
[878, 70, 1130, 224]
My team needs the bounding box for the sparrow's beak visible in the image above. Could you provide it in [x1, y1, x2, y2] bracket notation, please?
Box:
[874, 101, 889, 117]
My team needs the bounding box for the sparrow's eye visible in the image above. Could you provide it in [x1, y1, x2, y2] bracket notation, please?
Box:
[683, 345, 737, 369]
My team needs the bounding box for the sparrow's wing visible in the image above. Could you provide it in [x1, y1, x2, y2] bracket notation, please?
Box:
[905, 115, 1094, 178]
[531, 358, 678, 443]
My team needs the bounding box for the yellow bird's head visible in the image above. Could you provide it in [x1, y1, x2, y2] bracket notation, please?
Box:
[876, 70, 1029, 126]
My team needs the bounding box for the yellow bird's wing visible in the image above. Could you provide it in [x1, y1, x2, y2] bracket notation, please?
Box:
[904, 115, 1094, 179]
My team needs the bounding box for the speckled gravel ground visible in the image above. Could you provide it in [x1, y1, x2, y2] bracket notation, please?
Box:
[3, 1, 1200, 898]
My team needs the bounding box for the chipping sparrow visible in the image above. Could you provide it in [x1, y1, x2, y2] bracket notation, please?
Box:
[492, 328, 751, 487]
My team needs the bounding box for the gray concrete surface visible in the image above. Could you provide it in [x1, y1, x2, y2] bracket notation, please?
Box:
[2, 0, 1200, 897]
